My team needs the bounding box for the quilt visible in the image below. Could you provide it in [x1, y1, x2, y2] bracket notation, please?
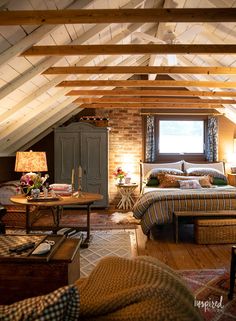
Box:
[133, 188, 236, 235]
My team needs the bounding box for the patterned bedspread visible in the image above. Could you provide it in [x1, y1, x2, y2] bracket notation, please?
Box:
[133, 188, 236, 235]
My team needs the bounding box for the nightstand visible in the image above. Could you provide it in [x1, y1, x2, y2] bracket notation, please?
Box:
[116, 184, 138, 210]
[228, 173, 236, 187]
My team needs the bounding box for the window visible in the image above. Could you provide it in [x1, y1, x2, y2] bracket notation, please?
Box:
[159, 120, 204, 154]
[144, 115, 208, 162]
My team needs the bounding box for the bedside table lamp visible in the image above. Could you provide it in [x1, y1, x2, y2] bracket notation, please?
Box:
[15, 151, 48, 174]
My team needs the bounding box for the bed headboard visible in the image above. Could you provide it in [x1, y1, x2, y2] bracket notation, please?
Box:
[140, 160, 225, 192]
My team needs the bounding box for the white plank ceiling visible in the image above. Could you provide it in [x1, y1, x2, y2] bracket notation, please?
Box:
[0, 0, 235, 155]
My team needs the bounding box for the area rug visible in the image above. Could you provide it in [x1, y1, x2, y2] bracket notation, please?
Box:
[31, 210, 139, 230]
[78, 229, 136, 277]
[178, 269, 236, 321]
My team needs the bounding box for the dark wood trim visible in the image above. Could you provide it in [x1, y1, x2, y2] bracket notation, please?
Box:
[151, 115, 208, 162]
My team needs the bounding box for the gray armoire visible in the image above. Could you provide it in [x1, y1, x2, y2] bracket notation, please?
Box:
[54, 122, 109, 207]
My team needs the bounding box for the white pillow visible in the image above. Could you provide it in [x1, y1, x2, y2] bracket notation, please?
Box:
[183, 161, 224, 174]
[142, 161, 183, 178]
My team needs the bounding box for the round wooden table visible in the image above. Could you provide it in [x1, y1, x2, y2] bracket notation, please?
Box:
[10, 192, 103, 247]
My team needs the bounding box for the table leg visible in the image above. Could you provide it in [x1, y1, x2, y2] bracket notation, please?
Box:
[81, 203, 92, 248]
[26, 205, 30, 234]
[51, 206, 62, 234]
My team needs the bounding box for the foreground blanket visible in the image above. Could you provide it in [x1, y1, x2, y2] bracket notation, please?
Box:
[133, 188, 236, 235]
[76, 256, 202, 321]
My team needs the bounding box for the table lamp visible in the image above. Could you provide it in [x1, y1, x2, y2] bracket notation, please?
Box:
[15, 150, 48, 174]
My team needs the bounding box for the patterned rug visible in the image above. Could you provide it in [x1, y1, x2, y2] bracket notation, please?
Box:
[79, 229, 136, 277]
[31, 210, 139, 230]
[178, 269, 236, 321]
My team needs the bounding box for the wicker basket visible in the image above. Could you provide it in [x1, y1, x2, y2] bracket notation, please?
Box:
[194, 218, 236, 244]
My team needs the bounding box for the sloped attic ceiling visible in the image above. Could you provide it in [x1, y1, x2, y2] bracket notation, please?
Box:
[0, 0, 236, 156]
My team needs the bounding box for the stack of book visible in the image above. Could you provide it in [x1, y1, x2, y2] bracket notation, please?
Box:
[49, 184, 72, 196]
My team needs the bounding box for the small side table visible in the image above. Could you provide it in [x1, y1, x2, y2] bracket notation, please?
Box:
[228, 173, 236, 187]
[116, 184, 138, 210]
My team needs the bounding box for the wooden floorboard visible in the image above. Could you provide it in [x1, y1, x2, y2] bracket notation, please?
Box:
[65, 207, 233, 270]
[135, 224, 232, 270]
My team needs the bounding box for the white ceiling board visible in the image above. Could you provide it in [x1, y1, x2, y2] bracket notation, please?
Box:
[7, 57, 33, 74]
[0, 22, 141, 127]
[0, 26, 26, 46]
[0, 36, 11, 54]
[0, 53, 149, 150]
[0, 64, 19, 83]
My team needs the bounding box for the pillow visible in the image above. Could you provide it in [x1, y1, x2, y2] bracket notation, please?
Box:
[146, 177, 159, 187]
[198, 176, 212, 188]
[179, 180, 202, 189]
[142, 161, 183, 178]
[158, 173, 212, 188]
[147, 168, 184, 179]
[0, 285, 79, 321]
[213, 177, 228, 185]
[183, 161, 224, 174]
[186, 168, 227, 183]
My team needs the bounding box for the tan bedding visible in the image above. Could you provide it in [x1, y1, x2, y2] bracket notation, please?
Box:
[133, 187, 236, 235]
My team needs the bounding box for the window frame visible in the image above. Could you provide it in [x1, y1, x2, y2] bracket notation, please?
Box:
[144, 115, 208, 162]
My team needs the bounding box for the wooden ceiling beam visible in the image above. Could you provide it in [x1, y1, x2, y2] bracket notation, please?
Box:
[74, 97, 235, 104]
[1, 8, 236, 25]
[66, 89, 236, 97]
[22, 44, 236, 56]
[57, 79, 236, 88]
[79, 103, 222, 109]
[43, 66, 236, 75]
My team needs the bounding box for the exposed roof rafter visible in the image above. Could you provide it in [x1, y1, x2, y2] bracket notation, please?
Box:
[21, 44, 236, 56]
[66, 89, 236, 97]
[57, 79, 236, 88]
[0, 8, 235, 25]
[43, 66, 236, 75]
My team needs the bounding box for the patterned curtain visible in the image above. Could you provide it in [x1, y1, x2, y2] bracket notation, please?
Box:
[206, 116, 218, 162]
[145, 115, 156, 162]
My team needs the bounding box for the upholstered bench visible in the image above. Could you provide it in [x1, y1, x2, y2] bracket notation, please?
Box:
[195, 218, 236, 244]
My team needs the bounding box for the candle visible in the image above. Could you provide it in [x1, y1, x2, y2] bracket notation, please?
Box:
[71, 168, 74, 185]
[78, 166, 82, 179]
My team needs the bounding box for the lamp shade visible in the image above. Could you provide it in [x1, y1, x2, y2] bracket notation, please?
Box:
[15, 151, 48, 172]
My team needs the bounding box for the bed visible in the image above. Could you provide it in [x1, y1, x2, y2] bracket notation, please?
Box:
[133, 160, 236, 236]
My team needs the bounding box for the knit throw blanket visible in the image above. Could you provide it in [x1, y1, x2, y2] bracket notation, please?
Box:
[133, 188, 236, 234]
[75, 256, 203, 321]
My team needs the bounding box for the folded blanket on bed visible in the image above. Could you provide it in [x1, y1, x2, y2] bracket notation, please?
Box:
[75, 256, 202, 321]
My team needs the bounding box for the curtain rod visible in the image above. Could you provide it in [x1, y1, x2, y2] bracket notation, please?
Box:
[140, 112, 222, 116]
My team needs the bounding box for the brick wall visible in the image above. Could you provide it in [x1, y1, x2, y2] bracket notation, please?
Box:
[95, 108, 143, 205]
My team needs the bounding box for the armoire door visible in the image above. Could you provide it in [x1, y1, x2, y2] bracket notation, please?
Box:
[80, 131, 108, 207]
[54, 132, 79, 185]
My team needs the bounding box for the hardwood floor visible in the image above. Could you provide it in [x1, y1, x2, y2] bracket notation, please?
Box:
[134, 224, 233, 270]
[61, 206, 233, 270]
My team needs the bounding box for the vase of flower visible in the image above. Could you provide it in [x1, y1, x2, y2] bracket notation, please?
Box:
[113, 167, 126, 185]
[118, 177, 124, 185]
[31, 188, 40, 199]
